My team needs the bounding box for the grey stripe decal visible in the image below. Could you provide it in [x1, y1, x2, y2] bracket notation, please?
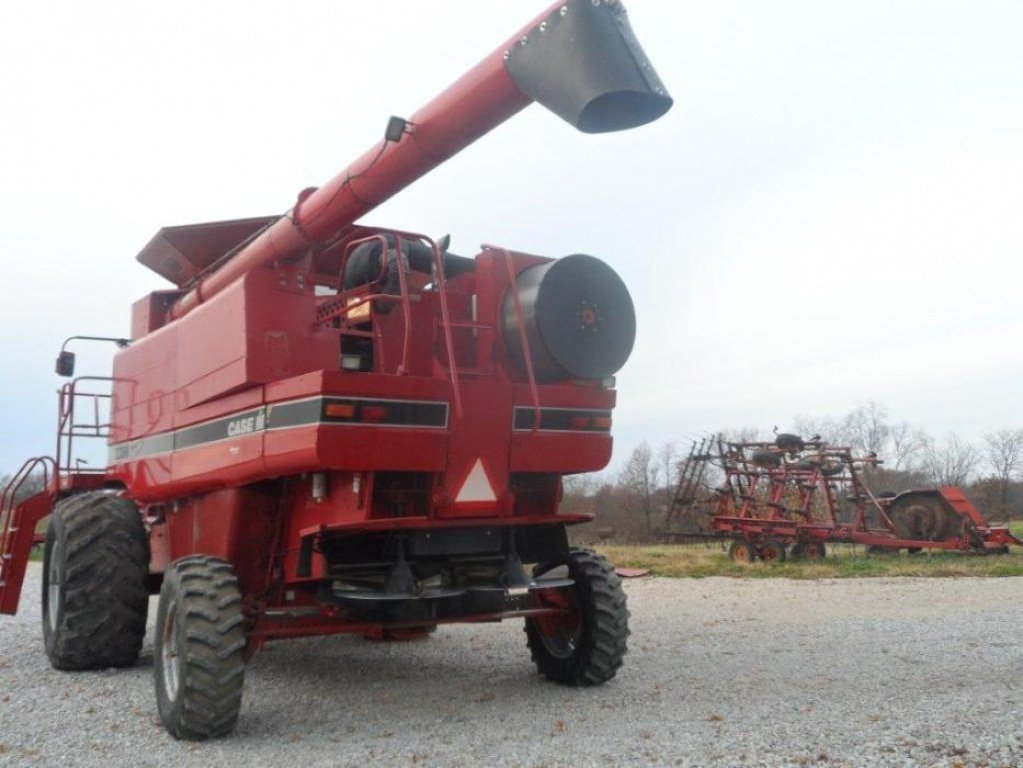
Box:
[108, 397, 449, 464]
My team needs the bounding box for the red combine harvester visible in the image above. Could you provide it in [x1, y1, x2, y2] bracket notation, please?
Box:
[0, 1, 671, 739]
[668, 434, 1021, 560]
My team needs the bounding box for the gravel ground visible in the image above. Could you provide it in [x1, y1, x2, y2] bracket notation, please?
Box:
[1, 564, 1021, 767]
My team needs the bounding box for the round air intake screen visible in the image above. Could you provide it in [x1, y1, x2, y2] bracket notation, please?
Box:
[501, 254, 636, 383]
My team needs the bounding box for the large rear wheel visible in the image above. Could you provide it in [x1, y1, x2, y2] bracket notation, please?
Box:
[524, 548, 628, 686]
[154, 556, 246, 740]
[42, 492, 150, 670]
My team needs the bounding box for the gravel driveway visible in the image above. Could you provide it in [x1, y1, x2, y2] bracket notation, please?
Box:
[1, 564, 1021, 767]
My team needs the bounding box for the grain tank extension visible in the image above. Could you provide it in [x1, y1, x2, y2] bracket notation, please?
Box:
[0, 0, 671, 739]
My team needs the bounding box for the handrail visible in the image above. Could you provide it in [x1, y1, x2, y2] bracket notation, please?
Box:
[326, 230, 465, 421]
[56, 376, 115, 477]
[485, 245, 541, 434]
[0, 456, 56, 563]
[333, 234, 413, 375]
[416, 233, 463, 421]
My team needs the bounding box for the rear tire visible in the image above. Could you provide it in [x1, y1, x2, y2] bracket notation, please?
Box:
[524, 549, 628, 686]
[154, 556, 246, 740]
[42, 492, 149, 670]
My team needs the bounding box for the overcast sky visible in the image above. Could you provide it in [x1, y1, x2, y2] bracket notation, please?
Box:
[1, 1, 1021, 475]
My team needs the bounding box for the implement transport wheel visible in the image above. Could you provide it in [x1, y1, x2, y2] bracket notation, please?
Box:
[525, 548, 628, 686]
[758, 539, 787, 563]
[802, 542, 826, 560]
[791, 542, 826, 560]
[774, 433, 805, 452]
[42, 492, 150, 670]
[728, 539, 757, 563]
[751, 449, 781, 469]
[155, 556, 246, 740]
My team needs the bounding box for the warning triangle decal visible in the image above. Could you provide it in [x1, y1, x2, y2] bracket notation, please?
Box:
[455, 459, 497, 503]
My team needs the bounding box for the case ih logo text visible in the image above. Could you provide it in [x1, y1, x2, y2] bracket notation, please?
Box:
[227, 411, 265, 438]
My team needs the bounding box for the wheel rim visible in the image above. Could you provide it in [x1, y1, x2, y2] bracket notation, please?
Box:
[761, 544, 781, 562]
[46, 539, 61, 633]
[533, 588, 582, 659]
[161, 599, 181, 701]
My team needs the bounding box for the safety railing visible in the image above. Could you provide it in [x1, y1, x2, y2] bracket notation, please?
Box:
[0, 456, 56, 583]
[314, 234, 547, 430]
[317, 230, 464, 420]
[56, 376, 115, 477]
[483, 244, 542, 435]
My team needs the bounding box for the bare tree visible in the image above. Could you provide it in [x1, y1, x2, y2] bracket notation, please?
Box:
[844, 401, 890, 456]
[792, 414, 852, 447]
[982, 428, 1023, 510]
[720, 426, 762, 444]
[658, 441, 678, 500]
[889, 422, 926, 471]
[619, 442, 660, 537]
[796, 402, 891, 455]
[921, 433, 980, 487]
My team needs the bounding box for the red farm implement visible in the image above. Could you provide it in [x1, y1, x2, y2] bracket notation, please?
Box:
[667, 434, 1021, 562]
[0, 0, 671, 740]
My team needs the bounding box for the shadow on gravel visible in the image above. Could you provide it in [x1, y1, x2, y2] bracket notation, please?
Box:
[230, 628, 616, 740]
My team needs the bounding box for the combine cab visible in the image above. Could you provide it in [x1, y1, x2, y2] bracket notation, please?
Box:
[0, 0, 671, 739]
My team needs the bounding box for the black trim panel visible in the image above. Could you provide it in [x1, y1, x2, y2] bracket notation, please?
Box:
[513, 407, 612, 433]
[269, 397, 448, 430]
[108, 396, 449, 464]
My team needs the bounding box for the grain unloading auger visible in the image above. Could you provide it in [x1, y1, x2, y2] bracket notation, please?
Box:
[0, 1, 671, 739]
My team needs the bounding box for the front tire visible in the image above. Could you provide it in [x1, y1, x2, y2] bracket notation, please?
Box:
[42, 492, 150, 670]
[154, 556, 246, 740]
[525, 549, 628, 686]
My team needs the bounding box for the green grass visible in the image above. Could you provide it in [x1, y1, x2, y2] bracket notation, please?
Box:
[596, 541, 1023, 579]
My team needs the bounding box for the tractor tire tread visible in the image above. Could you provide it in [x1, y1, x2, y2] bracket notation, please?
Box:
[525, 548, 629, 687]
[156, 555, 246, 741]
[45, 492, 150, 671]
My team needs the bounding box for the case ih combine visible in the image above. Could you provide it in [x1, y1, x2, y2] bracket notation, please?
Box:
[0, 0, 671, 739]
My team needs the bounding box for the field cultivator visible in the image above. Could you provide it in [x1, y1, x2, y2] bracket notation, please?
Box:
[667, 434, 1022, 561]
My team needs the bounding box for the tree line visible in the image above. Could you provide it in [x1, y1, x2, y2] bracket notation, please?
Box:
[563, 402, 1023, 543]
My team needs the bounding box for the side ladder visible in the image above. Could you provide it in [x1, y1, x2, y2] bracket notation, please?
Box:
[0, 457, 57, 614]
